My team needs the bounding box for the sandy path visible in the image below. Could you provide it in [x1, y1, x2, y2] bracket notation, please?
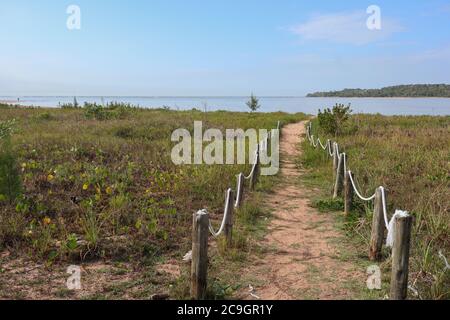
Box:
[239, 121, 364, 300]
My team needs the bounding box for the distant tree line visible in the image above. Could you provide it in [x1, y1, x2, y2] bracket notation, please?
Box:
[307, 84, 450, 98]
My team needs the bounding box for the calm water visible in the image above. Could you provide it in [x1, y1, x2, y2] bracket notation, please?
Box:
[1, 96, 450, 116]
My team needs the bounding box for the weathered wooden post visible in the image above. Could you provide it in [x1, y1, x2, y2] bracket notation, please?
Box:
[250, 146, 260, 190]
[344, 170, 354, 215]
[390, 214, 413, 300]
[191, 210, 209, 300]
[224, 189, 234, 247]
[369, 187, 386, 261]
[333, 154, 345, 198]
[235, 173, 245, 208]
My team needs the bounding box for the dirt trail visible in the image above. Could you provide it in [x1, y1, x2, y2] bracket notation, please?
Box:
[240, 121, 364, 300]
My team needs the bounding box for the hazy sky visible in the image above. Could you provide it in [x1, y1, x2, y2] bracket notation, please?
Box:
[1, 0, 450, 96]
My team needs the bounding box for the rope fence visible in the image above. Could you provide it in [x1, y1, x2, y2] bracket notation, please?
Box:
[190, 123, 277, 300]
[306, 121, 413, 300]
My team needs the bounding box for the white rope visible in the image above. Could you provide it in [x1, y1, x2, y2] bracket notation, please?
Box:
[235, 173, 244, 208]
[307, 124, 313, 143]
[380, 186, 389, 230]
[204, 121, 279, 239]
[348, 171, 377, 202]
[208, 189, 233, 237]
[334, 142, 340, 156]
[327, 140, 333, 157]
[318, 138, 327, 150]
[386, 210, 409, 248]
[311, 135, 318, 148]
[244, 151, 258, 180]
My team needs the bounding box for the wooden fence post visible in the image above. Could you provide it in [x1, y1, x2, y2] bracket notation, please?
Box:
[224, 189, 234, 247]
[333, 154, 344, 198]
[235, 173, 244, 208]
[250, 147, 260, 190]
[191, 210, 209, 300]
[369, 187, 385, 261]
[344, 170, 353, 215]
[390, 214, 413, 300]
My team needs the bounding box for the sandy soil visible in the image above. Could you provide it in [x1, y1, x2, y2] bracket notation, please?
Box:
[238, 121, 365, 300]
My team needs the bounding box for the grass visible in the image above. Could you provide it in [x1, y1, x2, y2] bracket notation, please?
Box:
[0, 104, 306, 299]
[300, 114, 450, 300]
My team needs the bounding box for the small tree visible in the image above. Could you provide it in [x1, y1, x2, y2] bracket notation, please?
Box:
[318, 103, 352, 137]
[73, 97, 79, 108]
[246, 93, 260, 112]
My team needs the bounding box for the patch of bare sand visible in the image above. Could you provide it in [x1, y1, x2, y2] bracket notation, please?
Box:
[238, 121, 364, 300]
[0, 254, 178, 300]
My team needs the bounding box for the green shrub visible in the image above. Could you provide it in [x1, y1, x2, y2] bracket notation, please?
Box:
[83, 102, 134, 120]
[318, 103, 352, 136]
[84, 103, 110, 120]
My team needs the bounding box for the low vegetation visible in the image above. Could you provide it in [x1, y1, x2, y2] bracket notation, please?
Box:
[0, 104, 306, 299]
[301, 113, 450, 299]
[318, 103, 352, 137]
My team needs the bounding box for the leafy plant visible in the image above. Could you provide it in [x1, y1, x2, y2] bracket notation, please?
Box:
[65, 233, 79, 251]
[318, 103, 352, 136]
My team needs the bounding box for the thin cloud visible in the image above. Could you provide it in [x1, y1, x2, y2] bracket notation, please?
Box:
[290, 11, 404, 45]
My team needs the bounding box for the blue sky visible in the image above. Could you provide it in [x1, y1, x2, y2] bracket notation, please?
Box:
[1, 0, 450, 96]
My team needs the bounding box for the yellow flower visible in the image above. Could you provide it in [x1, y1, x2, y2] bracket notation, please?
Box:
[105, 186, 113, 195]
[47, 174, 54, 182]
[43, 217, 51, 225]
[82, 183, 89, 190]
